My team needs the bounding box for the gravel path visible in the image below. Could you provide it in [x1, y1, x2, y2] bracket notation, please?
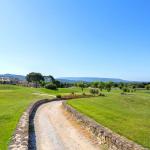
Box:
[34, 101, 100, 150]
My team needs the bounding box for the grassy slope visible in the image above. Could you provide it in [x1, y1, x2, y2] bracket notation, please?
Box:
[0, 85, 84, 150]
[68, 90, 150, 148]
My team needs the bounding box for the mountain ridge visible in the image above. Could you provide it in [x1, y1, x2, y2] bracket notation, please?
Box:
[0, 74, 26, 81]
[0, 74, 143, 82]
[57, 77, 129, 83]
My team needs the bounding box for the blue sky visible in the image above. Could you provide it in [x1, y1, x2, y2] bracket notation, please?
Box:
[0, 0, 150, 81]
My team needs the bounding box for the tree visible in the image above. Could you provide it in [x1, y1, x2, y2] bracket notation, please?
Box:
[77, 82, 85, 92]
[40, 80, 46, 87]
[26, 72, 44, 88]
[132, 85, 136, 92]
[44, 75, 56, 84]
[55, 80, 61, 87]
[119, 82, 124, 89]
[122, 87, 130, 93]
[105, 82, 113, 92]
[44, 75, 62, 88]
[98, 82, 105, 91]
[49, 75, 56, 84]
[91, 82, 99, 88]
[145, 84, 150, 90]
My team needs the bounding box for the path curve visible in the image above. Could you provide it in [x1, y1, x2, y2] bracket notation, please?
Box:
[34, 101, 100, 150]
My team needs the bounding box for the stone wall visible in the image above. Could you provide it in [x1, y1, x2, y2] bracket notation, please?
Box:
[62, 101, 148, 150]
[8, 99, 149, 150]
[9, 98, 59, 150]
[8, 95, 91, 150]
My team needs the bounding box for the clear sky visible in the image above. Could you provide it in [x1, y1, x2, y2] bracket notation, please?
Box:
[0, 0, 150, 81]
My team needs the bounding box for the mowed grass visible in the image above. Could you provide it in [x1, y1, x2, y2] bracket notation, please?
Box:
[68, 90, 150, 148]
[39, 87, 89, 95]
[0, 84, 85, 150]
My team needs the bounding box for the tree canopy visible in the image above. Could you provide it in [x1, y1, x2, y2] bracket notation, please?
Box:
[26, 72, 44, 87]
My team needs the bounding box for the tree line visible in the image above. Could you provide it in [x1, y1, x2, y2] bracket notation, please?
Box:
[26, 72, 72, 89]
[25, 72, 150, 92]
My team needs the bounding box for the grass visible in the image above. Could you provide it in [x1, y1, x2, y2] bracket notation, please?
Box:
[39, 87, 89, 95]
[1, 84, 150, 149]
[0, 84, 85, 150]
[67, 90, 150, 148]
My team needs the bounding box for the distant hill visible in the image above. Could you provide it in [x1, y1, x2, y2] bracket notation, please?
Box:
[57, 77, 129, 83]
[0, 74, 129, 83]
[0, 74, 26, 81]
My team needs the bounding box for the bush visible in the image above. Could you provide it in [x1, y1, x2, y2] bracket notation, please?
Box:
[82, 92, 86, 96]
[145, 84, 150, 90]
[130, 89, 134, 93]
[45, 83, 57, 90]
[40, 81, 46, 87]
[121, 92, 126, 95]
[71, 92, 75, 95]
[123, 87, 130, 93]
[56, 94, 62, 98]
[89, 88, 99, 96]
[99, 93, 105, 96]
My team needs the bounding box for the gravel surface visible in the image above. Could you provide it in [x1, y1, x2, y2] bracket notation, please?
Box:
[34, 101, 100, 150]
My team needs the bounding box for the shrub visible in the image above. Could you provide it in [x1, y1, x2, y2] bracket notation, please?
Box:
[130, 89, 134, 93]
[105, 82, 113, 92]
[145, 84, 150, 90]
[40, 81, 46, 87]
[82, 92, 86, 96]
[56, 94, 62, 98]
[99, 93, 105, 96]
[121, 92, 126, 95]
[71, 92, 75, 95]
[45, 83, 57, 90]
[123, 87, 130, 93]
[89, 88, 99, 96]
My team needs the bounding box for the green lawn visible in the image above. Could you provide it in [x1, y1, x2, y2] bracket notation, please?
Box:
[1, 84, 150, 149]
[0, 84, 85, 150]
[68, 90, 150, 148]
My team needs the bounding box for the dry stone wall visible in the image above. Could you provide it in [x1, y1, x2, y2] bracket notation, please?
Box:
[62, 101, 148, 150]
[8, 99, 149, 150]
[9, 98, 59, 150]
